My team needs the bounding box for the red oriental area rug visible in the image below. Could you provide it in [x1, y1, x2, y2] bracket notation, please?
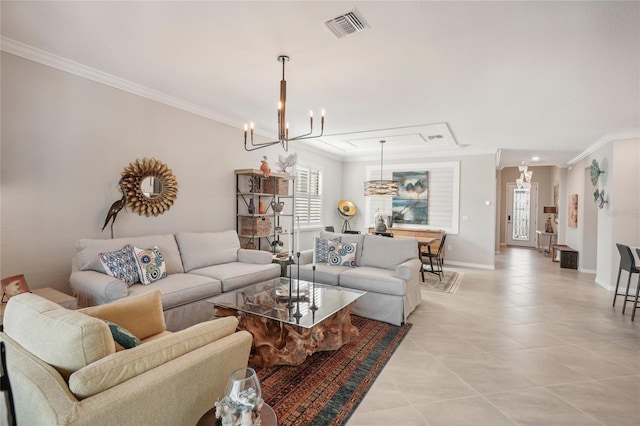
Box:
[253, 315, 412, 426]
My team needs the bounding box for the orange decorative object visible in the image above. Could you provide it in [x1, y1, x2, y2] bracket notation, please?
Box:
[259, 201, 266, 214]
[260, 156, 271, 177]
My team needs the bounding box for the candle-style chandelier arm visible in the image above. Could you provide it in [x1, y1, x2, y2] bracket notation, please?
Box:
[243, 55, 325, 152]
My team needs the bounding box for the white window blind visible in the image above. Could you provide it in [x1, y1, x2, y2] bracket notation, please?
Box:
[295, 166, 323, 227]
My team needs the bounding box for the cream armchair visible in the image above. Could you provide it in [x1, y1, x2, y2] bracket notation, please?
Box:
[0, 290, 252, 425]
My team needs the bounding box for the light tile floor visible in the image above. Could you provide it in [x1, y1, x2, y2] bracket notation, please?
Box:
[348, 246, 640, 426]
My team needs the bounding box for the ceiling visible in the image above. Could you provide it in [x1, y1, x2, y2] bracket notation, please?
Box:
[2, 1, 639, 168]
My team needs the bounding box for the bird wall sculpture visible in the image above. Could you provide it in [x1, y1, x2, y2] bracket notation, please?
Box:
[102, 173, 135, 238]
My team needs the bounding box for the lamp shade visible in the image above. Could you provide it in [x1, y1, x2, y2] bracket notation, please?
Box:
[543, 206, 557, 214]
[364, 180, 399, 197]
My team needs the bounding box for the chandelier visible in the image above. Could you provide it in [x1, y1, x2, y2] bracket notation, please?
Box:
[244, 55, 325, 152]
[364, 140, 399, 196]
[516, 165, 532, 189]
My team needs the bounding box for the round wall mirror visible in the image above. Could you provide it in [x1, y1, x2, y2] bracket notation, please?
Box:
[121, 158, 178, 217]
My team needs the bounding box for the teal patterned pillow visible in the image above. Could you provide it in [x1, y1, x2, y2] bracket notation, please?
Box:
[133, 246, 167, 285]
[327, 241, 357, 267]
[98, 245, 140, 286]
[104, 320, 141, 349]
[315, 237, 341, 263]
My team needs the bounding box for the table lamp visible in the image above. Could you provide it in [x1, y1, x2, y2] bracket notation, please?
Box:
[543, 206, 557, 233]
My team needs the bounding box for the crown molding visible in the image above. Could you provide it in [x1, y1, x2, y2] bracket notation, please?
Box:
[1, 36, 244, 130]
[567, 130, 640, 165]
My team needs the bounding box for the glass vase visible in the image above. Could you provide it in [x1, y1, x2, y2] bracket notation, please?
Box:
[224, 367, 262, 411]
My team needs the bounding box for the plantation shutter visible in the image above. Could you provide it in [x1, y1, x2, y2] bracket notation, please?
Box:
[295, 166, 323, 227]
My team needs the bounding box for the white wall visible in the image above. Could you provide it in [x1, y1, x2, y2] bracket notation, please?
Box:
[565, 139, 639, 288]
[342, 154, 496, 269]
[0, 52, 343, 293]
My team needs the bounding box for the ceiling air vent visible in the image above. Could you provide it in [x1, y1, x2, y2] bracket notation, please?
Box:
[325, 10, 368, 39]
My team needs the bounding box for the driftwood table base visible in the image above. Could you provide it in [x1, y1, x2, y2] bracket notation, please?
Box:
[215, 305, 359, 367]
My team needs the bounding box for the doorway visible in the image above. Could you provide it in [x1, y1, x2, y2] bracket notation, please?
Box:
[506, 182, 538, 247]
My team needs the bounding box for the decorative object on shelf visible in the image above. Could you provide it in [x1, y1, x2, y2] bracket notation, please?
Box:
[276, 152, 297, 173]
[248, 175, 260, 193]
[260, 156, 271, 177]
[543, 206, 557, 233]
[1, 274, 30, 302]
[259, 201, 266, 215]
[516, 165, 533, 189]
[593, 189, 608, 209]
[364, 140, 399, 196]
[374, 216, 387, 233]
[121, 158, 178, 217]
[215, 367, 264, 426]
[101, 173, 135, 238]
[337, 200, 357, 233]
[590, 159, 604, 186]
[248, 198, 256, 214]
[270, 200, 284, 213]
[244, 55, 325, 152]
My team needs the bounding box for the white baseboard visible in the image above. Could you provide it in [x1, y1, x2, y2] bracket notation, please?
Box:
[580, 268, 596, 274]
[446, 260, 495, 270]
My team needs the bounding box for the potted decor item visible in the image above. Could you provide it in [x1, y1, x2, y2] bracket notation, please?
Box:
[270, 200, 284, 213]
[215, 367, 264, 426]
[248, 198, 256, 214]
[375, 214, 387, 233]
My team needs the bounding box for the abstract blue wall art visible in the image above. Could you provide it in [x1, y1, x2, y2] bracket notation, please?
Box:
[391, 171, 428, 225]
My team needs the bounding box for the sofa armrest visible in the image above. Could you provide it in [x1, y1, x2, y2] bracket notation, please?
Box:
[394, 258, 422, 281]
[69, 270, 128, 307]
[68, 317, 245, 399]
[237, 248, 272, 264]
[293, 249, 314, 265]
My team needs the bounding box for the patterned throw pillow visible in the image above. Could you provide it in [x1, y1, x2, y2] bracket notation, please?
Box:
[133, 246, 167, 285]
[315, 237, 341, 263]
[327, 241, 357, 267]
[98, 245, 139, 286]
[104, 320, 141, 350]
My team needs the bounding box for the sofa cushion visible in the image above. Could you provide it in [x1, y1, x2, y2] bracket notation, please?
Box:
[68, 316, 240, 399]
[359, 234, 418, 270]
[327, 241, 357, 267]
[340, 266, 407, 296]
[98, 245, 140, 286]
[315, 237, 340, 263]
[104, 320, 141, 350]
[176, 231, 241, 272]
[126, 274, 222, 310]
[133, 246, 167, 285]
[4, 293, 114, 379]
[80, 290, 166, 340]
[291, 263, 346, 286]
[190, 262, 281, 292]
[321, 231, 365, 266]
[75, 234, 184, 275]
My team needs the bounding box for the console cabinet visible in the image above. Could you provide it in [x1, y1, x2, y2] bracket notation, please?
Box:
[235, 169, 294, 252]
[367, 228, 446, 260]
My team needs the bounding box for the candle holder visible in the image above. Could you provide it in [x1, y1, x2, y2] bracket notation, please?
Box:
[293, 251, 303, 319]
[286, 254, 294, 309]
[310, 265, 318, 311]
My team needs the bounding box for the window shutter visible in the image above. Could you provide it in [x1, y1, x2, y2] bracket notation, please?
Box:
[295, 166, 323, 226]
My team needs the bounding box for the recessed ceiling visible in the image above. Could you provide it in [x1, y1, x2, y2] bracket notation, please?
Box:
[1, 1, 638, 168]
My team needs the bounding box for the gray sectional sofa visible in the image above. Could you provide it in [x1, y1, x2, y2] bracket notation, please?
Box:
[291, 231, 422, 326]
[69, 230, 281, 331]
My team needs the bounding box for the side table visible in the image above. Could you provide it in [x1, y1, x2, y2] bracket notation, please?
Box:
[0, 287, 77, 325]
[197, 403, 277, 426]
[272, 254, 293, 277]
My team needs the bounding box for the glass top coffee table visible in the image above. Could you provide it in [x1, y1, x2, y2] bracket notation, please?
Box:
[207, 277, 365, 367]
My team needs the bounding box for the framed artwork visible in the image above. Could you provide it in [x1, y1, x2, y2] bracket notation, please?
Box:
[391, 171, 428, 225]
[568, 194, 578, 228]
[1, 274, 30, 302]
[553, 184, 559, 223]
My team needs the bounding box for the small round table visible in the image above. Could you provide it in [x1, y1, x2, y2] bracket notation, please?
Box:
[196, 403, 277, 426]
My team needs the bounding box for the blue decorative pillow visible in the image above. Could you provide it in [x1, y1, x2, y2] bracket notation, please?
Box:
[315, 237, 341, 263]
[133, 246, 167, 285]
[327, 241, 357, 267]
[104, 320, 141, 350]
[98, 245, 139, 286]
